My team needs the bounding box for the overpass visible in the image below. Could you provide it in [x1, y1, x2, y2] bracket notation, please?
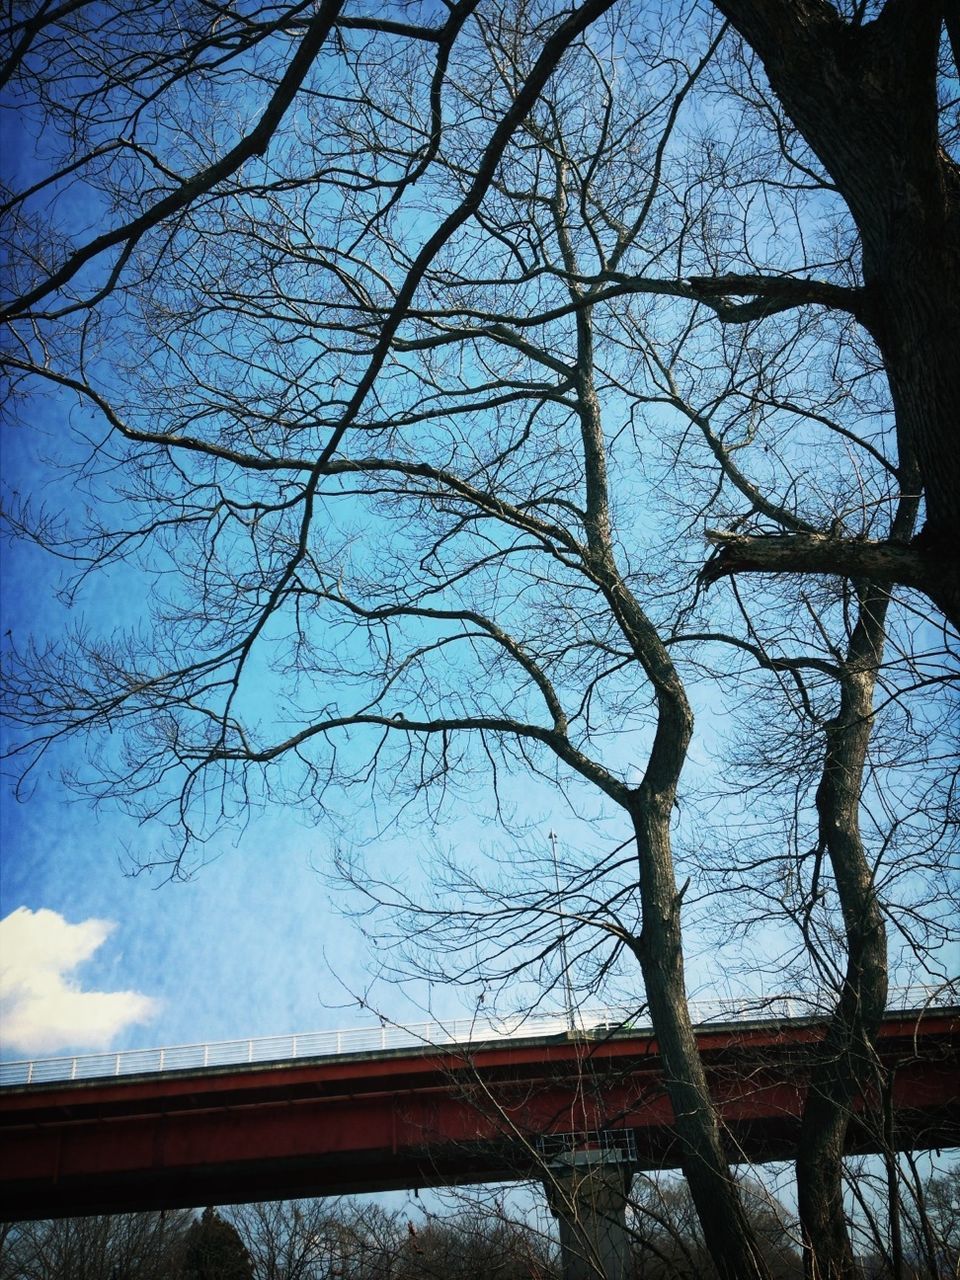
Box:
[2, 1000, 957, 1223]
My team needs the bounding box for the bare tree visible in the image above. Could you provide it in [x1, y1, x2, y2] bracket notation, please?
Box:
[842, 1157, 960, 1280]
[2, 2, 957, 622]
[2, 4, 957, 1280]
[227, 1201, 339, 1280]
[625, 1175, 803, 1279]
[0, 1210, 193, 1280]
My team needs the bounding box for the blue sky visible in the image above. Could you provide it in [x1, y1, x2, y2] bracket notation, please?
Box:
[1, 1, 954, 1076]
[0, 394, 524, 1057]
[1, 800, 373, 1055]
[0, 69, 425, 1061]
[0, 668, 630, 1063]
[0, 464, 585, 1059]
[0, 302, 673, 1064]
[1, 374, 949, 1062]
[0, 408, 623, 1061]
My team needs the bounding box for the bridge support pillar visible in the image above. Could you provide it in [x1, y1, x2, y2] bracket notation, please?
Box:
[544, 1151, 633, 1280]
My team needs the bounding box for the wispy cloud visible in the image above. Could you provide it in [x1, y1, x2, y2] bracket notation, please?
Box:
[0, 907, 159, 1055]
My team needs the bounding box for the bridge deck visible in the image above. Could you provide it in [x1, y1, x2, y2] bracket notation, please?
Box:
[2, 1010, 957, 1220]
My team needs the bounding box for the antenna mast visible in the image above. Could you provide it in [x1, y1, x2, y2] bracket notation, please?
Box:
[549, 830, 577, 1035]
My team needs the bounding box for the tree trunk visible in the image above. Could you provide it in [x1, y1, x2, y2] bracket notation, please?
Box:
[627, 791, 772, 1280]
[694, 9, 953, 1250]
[711, 0, 960, 627]
[556, 160, 774, 1279]
[796, 585, 892, 1280]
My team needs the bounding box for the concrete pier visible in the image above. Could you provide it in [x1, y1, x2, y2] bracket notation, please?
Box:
[545, 1148, 634, 1280]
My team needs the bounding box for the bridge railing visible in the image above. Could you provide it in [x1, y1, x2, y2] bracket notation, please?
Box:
[1, 983, 953, 1088]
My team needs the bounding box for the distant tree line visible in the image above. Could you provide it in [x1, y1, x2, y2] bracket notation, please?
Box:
[1, 1167, 956, 1279]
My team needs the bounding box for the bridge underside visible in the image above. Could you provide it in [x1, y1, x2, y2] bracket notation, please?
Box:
[2, 1012, 957, 1220]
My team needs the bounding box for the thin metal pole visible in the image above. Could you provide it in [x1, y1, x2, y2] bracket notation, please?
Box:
[549, 830, 577, 1035]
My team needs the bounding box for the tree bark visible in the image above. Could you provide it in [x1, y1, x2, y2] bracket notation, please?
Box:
[701, 531, 959, 630]
[795, 584, 892, 1280]
[710, 0, 960, 628]
[627, 791, 773, 1280]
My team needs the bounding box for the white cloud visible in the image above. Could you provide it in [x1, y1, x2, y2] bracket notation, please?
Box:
[1, 906, 159, 1055]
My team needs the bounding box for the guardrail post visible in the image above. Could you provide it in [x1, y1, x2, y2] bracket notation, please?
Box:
[71, 1057, 77, 1080]
[27, 1061, 34, 1085]
[203, 1044, 209, 1067]
[115, 1053, 121, 1075]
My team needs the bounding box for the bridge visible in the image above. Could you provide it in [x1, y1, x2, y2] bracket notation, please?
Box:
[2, 995, 957, 1225]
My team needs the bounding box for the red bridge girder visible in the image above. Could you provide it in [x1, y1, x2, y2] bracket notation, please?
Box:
[2, 1010, 957, 1220]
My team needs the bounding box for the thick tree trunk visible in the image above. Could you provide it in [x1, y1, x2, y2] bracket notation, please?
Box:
[795, 586, 892, 1280]
[628, 792, 772, 1280]
[694, 11, 954, 1251]
[711, 0, 960, 627]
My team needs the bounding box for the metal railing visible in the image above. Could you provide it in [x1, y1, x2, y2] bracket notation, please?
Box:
[538, 1129, 639, 1166]
[1, 983, 952, 1088]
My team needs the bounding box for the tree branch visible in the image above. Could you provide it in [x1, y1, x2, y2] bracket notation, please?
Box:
[681, 272, 875, 329]
[1, 0, 347, 319]
[701, 529, 960, 631]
